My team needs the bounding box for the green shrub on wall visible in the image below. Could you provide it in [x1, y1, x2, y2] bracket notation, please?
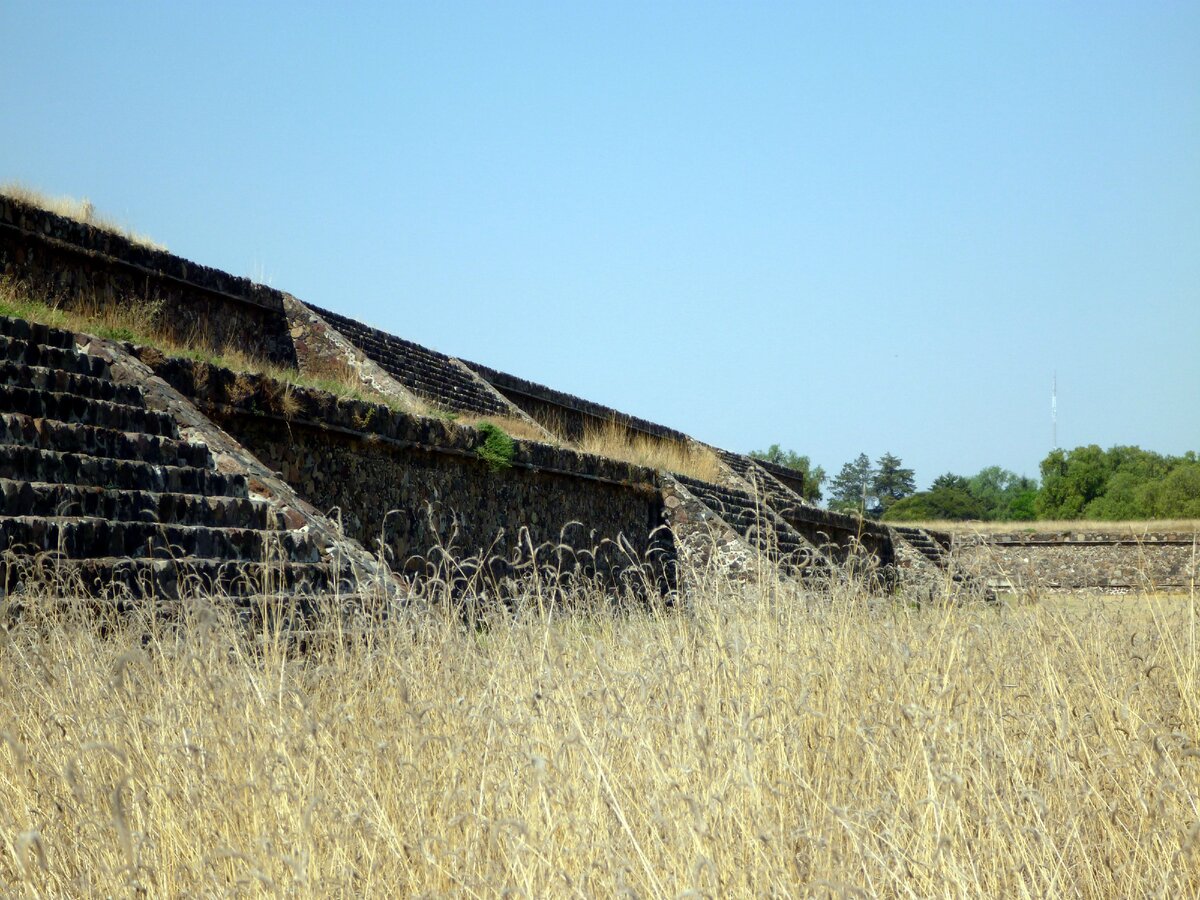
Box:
[475, 422, 515, 471]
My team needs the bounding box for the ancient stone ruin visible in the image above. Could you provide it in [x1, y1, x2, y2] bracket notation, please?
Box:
[1, 193, 1187, 603]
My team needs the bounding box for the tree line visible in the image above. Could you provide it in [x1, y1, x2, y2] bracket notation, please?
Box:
[750, 444, 1200, 522]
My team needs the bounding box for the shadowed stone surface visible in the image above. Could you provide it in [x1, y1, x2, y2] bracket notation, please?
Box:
[0, 315, 395, 600]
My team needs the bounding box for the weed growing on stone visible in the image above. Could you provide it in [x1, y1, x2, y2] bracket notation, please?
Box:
[474, 414, 554, 445]
[475, 420, 516, 471]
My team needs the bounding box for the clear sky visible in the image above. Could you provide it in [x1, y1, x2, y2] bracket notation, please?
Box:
[2, 2, 1197, 488]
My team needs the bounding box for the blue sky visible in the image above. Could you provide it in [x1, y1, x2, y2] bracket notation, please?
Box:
[2, 2, 1197, 488]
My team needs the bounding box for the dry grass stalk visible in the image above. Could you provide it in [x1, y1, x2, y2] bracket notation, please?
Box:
[0, 552, 1196, 895]
[474, 415, 556, 445]
[1, 181, 167, 251]
[0, 278, 410, 413]
[580, 418, 721, 481]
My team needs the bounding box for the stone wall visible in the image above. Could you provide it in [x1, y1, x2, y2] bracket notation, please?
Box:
[715, 449, 900, 567]
[307, 304, 516, 418]
[752, 457, 808, 499]
[281, 294, 426, 415]
[138, 352, 673, 590]
[0, 196, 297, 366]
[956, 531, 1199, 590]
[780, 503, 896, 565]
[465, 360, 693, 445]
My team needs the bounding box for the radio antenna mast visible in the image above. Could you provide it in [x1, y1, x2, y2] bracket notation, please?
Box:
[1052, 372, 1058, 450]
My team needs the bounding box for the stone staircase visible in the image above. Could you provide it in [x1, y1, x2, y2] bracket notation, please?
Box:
[672, 473, 825, 572]
[0, 316, 338, 600]
[309, 305, 512, 418]
[890, 526, 950, 567]
[716, 450, 806, 517]
[890, 524, 994, 600]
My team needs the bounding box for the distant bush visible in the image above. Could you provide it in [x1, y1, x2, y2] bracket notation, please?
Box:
[883, 487, 984, 522]
[1037, 445, 1200, 520]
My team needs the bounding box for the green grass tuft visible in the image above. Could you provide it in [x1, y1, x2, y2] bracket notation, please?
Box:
[475, 421, 515, 471]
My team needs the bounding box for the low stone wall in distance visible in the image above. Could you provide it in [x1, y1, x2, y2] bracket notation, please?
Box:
[0, 196, 297, 366]
[138, 351, 673, 591]
[956, 531, 1198, 591]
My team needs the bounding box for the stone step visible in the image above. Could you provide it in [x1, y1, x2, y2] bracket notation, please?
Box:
[740, 477, 799, 512]
[717, 450, 755, 477]
[0, 413, 211, 468]
[894, 529, 948, 567]
[719, 455, 797, 505]
[393, 364, 483, 395]
[375, 360, 502, 406]
[673, 474, 823, 567]
[2, 556, 341, 600]
[0, 480, 279, 530]
[676, 475, 771, 512]
[0, 360, 144, 405]
[0, 446, 248, 497]
[0, 315, 80, 350]
[0, 516, 320, 564]
[0, 334, 109, 379]
[0, 384, 177, 437]
[329, 327, 509, 415]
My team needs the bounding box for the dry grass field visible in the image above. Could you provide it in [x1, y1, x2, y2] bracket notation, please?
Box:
[904, 518, 1200, 536]
[1, 558, 1197, 898]
[579, 419, 722, 483]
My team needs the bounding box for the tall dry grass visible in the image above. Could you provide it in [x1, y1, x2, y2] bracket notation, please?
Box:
[1, 182, 167, 251]
[580, 418, 721, 482]
[473, 414, 557, 445]
[0, 557, 1197, 896]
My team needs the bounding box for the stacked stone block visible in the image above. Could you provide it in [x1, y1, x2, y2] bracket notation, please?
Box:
[465, 360, 693, 445]
[671, 473, 826, 574]
[0, 315, 337, 599]
[308, 304, 512, 417]
[0, 195, 297, 366]
[890, 526, 951, 567]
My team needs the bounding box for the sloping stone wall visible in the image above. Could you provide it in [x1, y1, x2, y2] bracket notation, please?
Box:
[752, 457, 808, 499]
[281, 294, 426, 414]
[307, 304, 516, 418]
[0, 196, 297, 366]
[138, 353, 673, 590]
[464, 360, 692, 445]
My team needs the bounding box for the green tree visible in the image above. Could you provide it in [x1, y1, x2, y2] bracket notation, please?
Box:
[1149, 463, 1200, 517]
[1036, 445, 1111, 519]
[748, 444, 826, 502]
[967, 466, 1038, 521]
[883, 487, 984, 522]
[1004, 489, 1038, 521]
[1034, 444, 1195, 521]
[931, 473, 971, 493]
[828, 453, 876, 516]
[872, 453, 916, 517]
[1082, 471, 1146, 520]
